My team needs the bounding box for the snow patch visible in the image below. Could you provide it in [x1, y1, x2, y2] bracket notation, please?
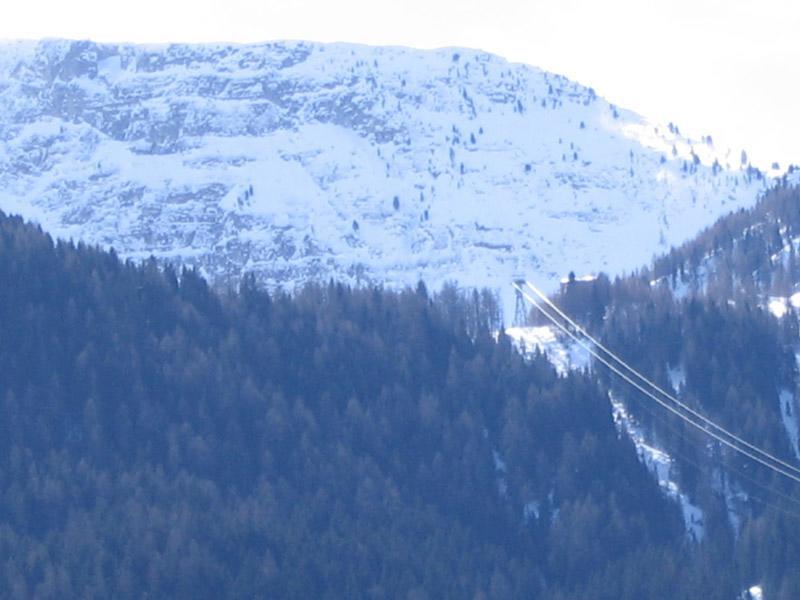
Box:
[504, 325, 590, 375]
[609, 392, 705, 542]
[492, 449, 508, 498]
[667, 364, 685, 393]
[767, 293, 800, 318]
[712, 467, 749, 536]
[559, 273, 597, 284]
[523, 501, 540, 523]
[779, 389, 800, 460]
[741, 584, 764, 600]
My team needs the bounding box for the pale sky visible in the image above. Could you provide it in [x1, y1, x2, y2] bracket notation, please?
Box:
[3, 0, 799, 170]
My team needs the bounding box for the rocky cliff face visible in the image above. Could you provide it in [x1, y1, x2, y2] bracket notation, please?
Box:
[0, 39, 774, 315]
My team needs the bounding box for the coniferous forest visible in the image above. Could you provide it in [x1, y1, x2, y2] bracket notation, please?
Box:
[2, 204, 800, 598]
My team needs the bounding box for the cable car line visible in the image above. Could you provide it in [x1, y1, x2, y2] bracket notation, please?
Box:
[513, 282, 800, 487]
[608, 387, 800, 515]
[523, 280, 800, 479]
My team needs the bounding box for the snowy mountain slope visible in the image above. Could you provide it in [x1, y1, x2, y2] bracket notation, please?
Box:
[0, 39, 776, 315]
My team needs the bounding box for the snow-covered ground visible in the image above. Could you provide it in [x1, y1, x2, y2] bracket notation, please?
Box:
[504, 325, 590, 374]
[0, 40, 778, 318]
[492, 448, 508, 498]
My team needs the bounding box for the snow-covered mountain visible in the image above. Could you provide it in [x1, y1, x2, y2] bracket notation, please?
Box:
[0, 39, 776, 316]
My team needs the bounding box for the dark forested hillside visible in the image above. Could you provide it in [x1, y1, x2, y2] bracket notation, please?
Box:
[547, 195, 800, 597]
[0, 211, 747, 598]
[600, 289, 800, 598]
